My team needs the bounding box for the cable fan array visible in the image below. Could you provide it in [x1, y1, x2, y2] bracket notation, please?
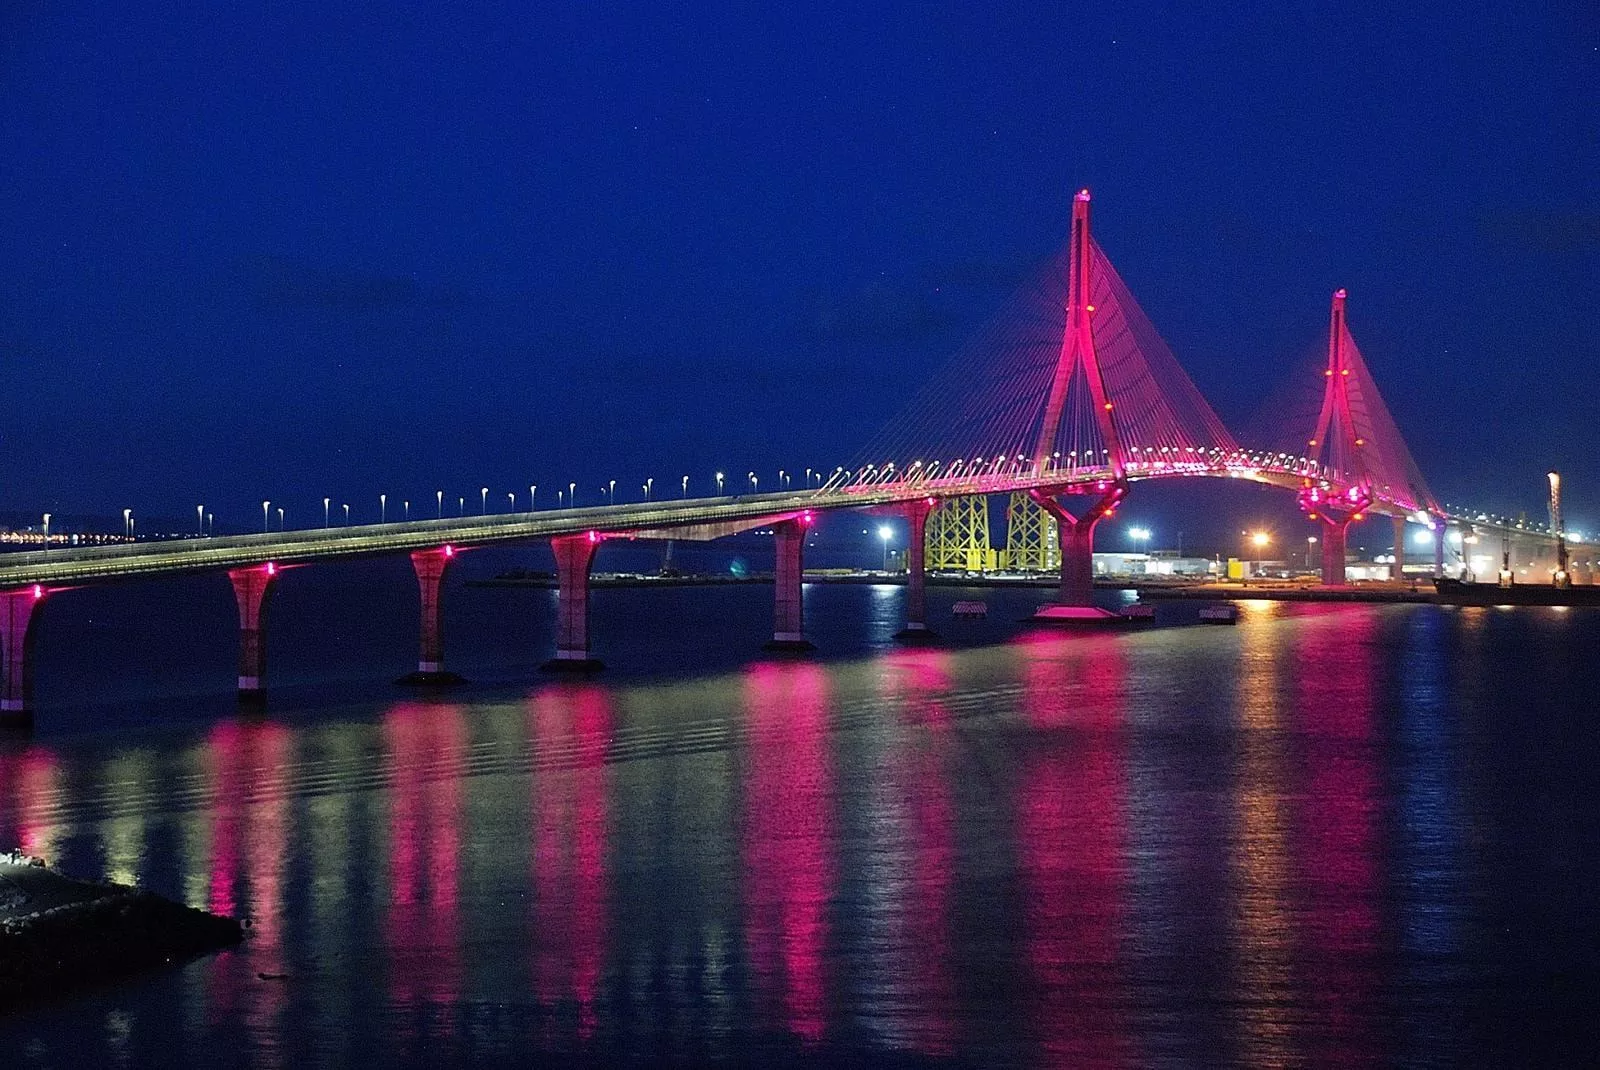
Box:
[848, 233, 1242, 490]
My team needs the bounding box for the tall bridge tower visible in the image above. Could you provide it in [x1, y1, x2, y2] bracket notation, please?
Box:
[1026, 190, 1129, 610]
[1298, 289, 1373, 584]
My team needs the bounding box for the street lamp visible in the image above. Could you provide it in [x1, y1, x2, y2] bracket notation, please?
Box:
[779, 469, 787, 490]
[123, 508, 132, 538]
[458, 496, 465, 516]
[277, 507, 284, 531]
[480, 487, 488, 515]
[403, 500, 410, 521]
[1127, 526, 1152, 547]
[878, 524, 894, 570]
[1307, 535, 1318, 571]
[380, 494, 387, 524]
[324, 497, 331, 528]
[682, 475, 689, 498]
[42, 513, 50, 551]
[568, 482, 576, 506]
[507, 492, 515, 512]
[197, 505, 205, 536]
[716, 472, 725, 495]
[262, 500, 271, 533]
[343, 503, 350, 526]
[1249, 530, 1270, 577]
[645, 477, 653, 500]
[608, 479, 616, 505]
[436, 490, 444, 519]
[748, 472, 758, 493]
[530, 484, 537, 511]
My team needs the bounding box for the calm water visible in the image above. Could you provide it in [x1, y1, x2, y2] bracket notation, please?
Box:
[1, 566, 1598, 1067]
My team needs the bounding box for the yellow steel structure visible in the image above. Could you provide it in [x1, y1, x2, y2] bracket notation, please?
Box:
[925, 496, 994, 573]
[1003, 491, 1059, 572]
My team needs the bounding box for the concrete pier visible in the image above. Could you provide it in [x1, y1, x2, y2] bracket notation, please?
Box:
[0, 586, 43, 722]
[542, 533, 604, 672]
[398, 546, 466, 685]
[228, 564, 276, 698]
[895, 498, 940, 643]
[764, 518, 814, 651]
[1029, 484, 1125, 622]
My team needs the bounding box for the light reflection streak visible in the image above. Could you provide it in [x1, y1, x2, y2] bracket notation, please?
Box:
[529, 686, 611, 1042]
[742, 661, 832, 1045]
[1017, 633, 1130, 1068]
[384, 701, 466, 1042]
[880, 649, 957, 1056]
[1293, 608, 1380, 1063]
[1233, 606, 1294, 1065]
[199, 718, 292, 1056]
[13, 746, 63, 863]
[101, 750, 153, 886]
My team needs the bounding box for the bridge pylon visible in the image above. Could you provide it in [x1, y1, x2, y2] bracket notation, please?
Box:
[1030, 190, 1128, 615]
[1297, 289, 1373, 585]
[1290, 287, 1442, 583]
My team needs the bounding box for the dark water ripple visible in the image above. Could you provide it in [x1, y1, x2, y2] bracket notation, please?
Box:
[0, 587, 1596, 1068]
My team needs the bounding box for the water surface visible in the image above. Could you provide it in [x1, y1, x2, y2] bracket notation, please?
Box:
[1, 578, 1597, 1067]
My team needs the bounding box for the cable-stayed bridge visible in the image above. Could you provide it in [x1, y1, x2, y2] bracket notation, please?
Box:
[0, 189, 1580, 721]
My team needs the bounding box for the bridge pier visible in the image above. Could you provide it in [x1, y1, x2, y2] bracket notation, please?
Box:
[1433, 524, 1446, 578]
[895, 498, 939, 643]
[1028, 483, 1125, 621]
[229, 564, 277, 700]
[1392, 516, 1407, 581]
[398, 547, 466, 685]
[542, 533, 604, 672]
[0, 586, 43, 724]
[764, 518, 814, 652]
[1319, 518, 1350, 586]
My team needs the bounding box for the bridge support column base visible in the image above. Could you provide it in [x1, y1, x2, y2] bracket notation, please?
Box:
[1031, 483, 1124, 609]
[1028, 604, 1122, 627]
[546, 534, 603, 672]
[893, 622, 941, 644]
[398, 547, 468, 686]
[1318, 519, 1350, 587]
[763, 633, 816, 653]
[900, 498, 938, 638]
[0, 588, 42, 724]
[229, 566, 276, 699]
[768, 519, 812, 653]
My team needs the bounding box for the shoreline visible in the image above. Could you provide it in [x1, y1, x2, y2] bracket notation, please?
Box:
[469, 571, 1599, 606]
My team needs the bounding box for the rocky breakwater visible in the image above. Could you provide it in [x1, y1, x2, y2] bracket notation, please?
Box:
[0, 851, 242, 1012]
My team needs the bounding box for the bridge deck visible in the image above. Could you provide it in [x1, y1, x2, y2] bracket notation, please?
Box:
[0, 466, 1524, 590]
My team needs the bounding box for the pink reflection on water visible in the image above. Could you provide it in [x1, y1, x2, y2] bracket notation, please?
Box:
[1292, 608, 1380, 1060]
[1016, 634, 1131, 1068]
[882, 649, 957, 1056]
[529, 685, 611, 1041]
[742, 661, 832, 1045]
[201, 718, 291, 1037]
[383, 701, 465, 1019]
[3, 746, 62, 861]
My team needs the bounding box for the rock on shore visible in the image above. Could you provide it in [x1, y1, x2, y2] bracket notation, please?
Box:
[0, 853, 243, 1012]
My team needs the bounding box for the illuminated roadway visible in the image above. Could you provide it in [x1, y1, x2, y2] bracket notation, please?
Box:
[0, 459, 1536, 592]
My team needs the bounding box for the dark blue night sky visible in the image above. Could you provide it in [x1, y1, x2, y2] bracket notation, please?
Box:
[1, 3, 1594, 534]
